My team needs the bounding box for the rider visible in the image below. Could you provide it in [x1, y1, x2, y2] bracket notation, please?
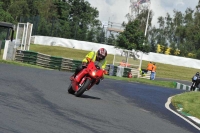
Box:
[195, 72, 199, 76]
[194, 72, 200, 85]
[73, 48, 108, 84]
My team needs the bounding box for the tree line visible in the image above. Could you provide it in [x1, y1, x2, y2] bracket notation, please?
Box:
[1, 0, 200, 59]
[118, 0, 200, 59]
[0, 0, 106, 43]
[147, 0, 200, 58]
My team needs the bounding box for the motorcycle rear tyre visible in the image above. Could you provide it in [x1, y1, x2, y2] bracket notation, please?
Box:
[68, 83, 75, 94]
[75, 79, 91, 97]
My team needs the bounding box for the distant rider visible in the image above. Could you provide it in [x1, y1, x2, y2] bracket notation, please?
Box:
[193, 72, 200, 87]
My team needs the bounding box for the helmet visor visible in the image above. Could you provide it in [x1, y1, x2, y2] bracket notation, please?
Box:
[98, 54, 104, 60]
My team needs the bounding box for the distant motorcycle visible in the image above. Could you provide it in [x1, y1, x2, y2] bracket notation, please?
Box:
[190, 72, 200, 91]
[68, 58, 106, 97]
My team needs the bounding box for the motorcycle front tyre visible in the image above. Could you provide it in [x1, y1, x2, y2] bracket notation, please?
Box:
[68, 83, 75, 94]
[75, 79, 91, 97]
[190, 82, 195, 91]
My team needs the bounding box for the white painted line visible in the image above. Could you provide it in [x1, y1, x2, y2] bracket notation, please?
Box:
[165, 96, 200, 131]
[188, 116, 200, 124]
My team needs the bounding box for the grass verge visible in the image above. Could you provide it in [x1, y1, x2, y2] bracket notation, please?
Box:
[104, 75, 176, 88]
[172, 92, 200, 119]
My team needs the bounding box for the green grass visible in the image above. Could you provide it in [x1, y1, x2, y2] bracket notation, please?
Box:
[1, 44, 200, 120]
[104, 75, 176, 88]
[172, 92, 200, 119]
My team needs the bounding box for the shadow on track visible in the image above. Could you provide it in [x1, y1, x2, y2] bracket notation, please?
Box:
[79, 94, 101, 100]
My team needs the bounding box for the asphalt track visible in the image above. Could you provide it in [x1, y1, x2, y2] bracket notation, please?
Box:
[0, 63, 199, 133]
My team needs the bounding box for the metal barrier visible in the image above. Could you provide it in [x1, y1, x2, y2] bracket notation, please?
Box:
[61, 58, 74, 72]
[139, 71, 151, 79]
[15, 50, 142, 78]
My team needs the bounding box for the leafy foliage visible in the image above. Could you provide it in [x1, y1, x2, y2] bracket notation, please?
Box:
[0, 0, 101, 42]
[147, 0, 200, 59]
[116, 20, 150, 52]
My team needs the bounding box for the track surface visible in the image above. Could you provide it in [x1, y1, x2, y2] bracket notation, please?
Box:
[0, 64, 199, 133]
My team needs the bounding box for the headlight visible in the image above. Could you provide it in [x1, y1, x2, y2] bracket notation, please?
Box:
[92, 71, 96, 76]
[193, 76, 197, 80]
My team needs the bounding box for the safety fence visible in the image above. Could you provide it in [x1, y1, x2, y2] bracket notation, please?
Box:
[15, 50, 75, 72]
[15, 50, 135, 78]
[176, 82, 199, 91]
[139, 70, 151, 79]
[14, 50, 200, 92]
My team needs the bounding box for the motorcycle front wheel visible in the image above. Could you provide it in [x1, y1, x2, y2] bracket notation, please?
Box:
[190, 82, 196, 91]
[75, 79, 91, 97]
[68, 83, 75, 94]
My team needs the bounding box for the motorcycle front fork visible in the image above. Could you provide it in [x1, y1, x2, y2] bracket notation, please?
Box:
[191, 82, 196, 91]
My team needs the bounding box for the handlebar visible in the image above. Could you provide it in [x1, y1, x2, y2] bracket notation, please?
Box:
[86, 57, 92, 62]
[95, 65, 100, 70]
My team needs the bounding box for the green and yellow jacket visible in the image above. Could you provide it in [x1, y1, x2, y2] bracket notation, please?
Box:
[82, 51, 107, 69]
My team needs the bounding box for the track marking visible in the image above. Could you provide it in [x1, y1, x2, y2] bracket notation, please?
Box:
[165, 96, 200, 131]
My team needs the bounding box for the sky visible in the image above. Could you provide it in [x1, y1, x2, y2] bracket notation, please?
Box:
[85, 0, 199, 27]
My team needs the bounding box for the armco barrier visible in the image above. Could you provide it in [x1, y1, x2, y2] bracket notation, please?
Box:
[107, 65, 118, 76]
[15, 50, 38, 65]
[15, 50, 139, 78]
[123, 68, 132, 78]
[61, 58, 74, 72]
[71, 60, 82, 72]
[139, 71, 151, 79]
[176, 82, 199, 91]
[49, 56, 63, 70]
[36, 53, 51, 67]
[14, 50, 151, 78]
[15, 50, 83, 73]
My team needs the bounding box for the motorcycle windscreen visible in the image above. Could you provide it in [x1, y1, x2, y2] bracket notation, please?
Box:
[193, 76, 198, 80]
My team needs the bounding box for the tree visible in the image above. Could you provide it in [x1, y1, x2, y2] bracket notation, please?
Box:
[148, 26, 157, 52]
[0, 2, 13, 22]
[107, 32, 116, 45]
[67, 0, 100, 40]
[116, 20, 149, 52]
[86, 27, 96, 42]
[8, 0, 30, 22]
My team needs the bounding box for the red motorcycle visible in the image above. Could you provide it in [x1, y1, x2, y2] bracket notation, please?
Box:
[68, 58, 106, 97]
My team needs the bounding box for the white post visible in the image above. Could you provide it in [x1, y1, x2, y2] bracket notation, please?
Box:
[24, 22, 29, 50]
[21, 24, 26, 50]
[15, 23, 19, 48]
[138, 51, 143, 74]
[27, 23, 33, 50]
[113, 48, 116, 65]
[144, 2, 151, 37]
[126, 50, 129, 68]
[139, 2, 151, 78]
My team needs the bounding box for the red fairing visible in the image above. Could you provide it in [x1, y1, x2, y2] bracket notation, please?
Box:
[96, 69, 103, 77]
[71, 69, 88, 91]
[75, 69, 88, 83]
[70, 61, 104, 92]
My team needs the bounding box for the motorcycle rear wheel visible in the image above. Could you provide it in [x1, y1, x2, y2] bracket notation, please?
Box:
[75, 79, 91, 97]
[68, 83, 75, 94]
